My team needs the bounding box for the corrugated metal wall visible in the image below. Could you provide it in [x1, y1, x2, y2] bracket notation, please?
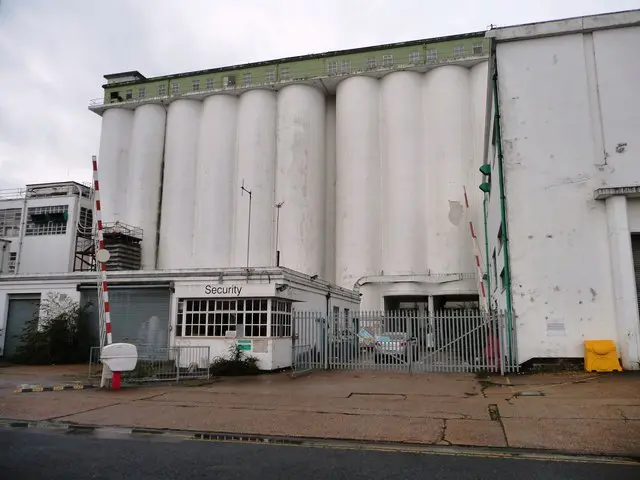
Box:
[80, 287, 171, 347]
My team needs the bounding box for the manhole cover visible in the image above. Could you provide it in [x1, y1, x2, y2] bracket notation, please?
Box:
[516, 391, 545, 397]
[348, 393, 406, 400]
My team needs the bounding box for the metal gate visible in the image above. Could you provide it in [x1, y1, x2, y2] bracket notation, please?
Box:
[292, 309, 519, 374]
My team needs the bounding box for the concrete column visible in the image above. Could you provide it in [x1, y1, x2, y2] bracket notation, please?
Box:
[606, 195, 640, 370]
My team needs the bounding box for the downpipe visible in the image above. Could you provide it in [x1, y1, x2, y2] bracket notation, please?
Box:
[491, 58, 515, 366]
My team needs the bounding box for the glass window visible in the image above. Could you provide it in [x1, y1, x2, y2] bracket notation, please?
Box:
[25, 205, 68, 236]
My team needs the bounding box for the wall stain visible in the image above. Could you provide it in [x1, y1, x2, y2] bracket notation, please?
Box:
[615, 142, 627, 153]
[448, 201, 463, 226]
[590, 288, 597, 301]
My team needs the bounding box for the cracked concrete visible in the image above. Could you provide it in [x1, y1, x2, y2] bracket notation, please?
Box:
[0, 367, 639, 456]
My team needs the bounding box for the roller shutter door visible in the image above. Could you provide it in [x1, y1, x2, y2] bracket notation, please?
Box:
[80, 288, 171, 347]
[3, 295, 41, 358]
[632, 235, 640, 317]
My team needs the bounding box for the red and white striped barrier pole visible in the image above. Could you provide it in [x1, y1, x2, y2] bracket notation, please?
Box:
[92, 156, 120, 389]
[463, 187, 488, 308]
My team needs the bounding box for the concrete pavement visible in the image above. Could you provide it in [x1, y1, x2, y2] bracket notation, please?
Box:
[0, 366, 639, 457]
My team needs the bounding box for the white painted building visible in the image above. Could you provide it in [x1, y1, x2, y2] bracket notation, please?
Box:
[484, 10, 640, 368]
[0, 182, 94, 276]
[90, 32, 491, 314]
[2, 9, 640, 370]
[0, 267, 359, 367]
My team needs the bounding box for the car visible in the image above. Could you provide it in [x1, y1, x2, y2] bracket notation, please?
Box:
[374, 332, 418, 363]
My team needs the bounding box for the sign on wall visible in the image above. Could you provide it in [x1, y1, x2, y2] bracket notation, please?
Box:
[174, 282, 277, 298]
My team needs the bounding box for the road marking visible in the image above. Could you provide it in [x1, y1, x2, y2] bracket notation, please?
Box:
[13, 384, 95, 394]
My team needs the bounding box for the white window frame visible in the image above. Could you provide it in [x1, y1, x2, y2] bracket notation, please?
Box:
[171, 82, 180, 94]
[426, 49, 438, 63]
[265, 70, 275, 83]
[177, 298, 270, 338]
[192, 79, 200, 91]
[327, 60, 338, 75]
[472, 44, 483, 55]
[137, 87, 146, 99]
[205, 78, 214, 90]
[280, 67, 290, 80]
[409, 51, 421, 64]
[366, 57, 377, 69]
[382, 54, 393, 67]
[158, 84, 167, 96]
[341, 60, 350, 74]
[453, 45, 465, 57]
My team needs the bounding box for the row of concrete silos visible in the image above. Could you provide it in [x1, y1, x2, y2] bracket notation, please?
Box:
[97, 62, 488, 289]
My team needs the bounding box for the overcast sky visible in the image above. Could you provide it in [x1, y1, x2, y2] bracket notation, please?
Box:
[0, 0, 638, 190]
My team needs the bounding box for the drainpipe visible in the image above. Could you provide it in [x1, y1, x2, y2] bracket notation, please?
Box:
[483, 197, 491, 309]
[491, 58, 514, 359]
[14, 189, 29, 274]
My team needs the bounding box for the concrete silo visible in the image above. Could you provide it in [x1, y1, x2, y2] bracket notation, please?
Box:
[335, 76, 381, 290]
[422, 66, 474, 275]
[275, 85, 326, 277]
[97, 108, 134, 224]
[158, 99, 202, 269]
[127, 104, 167, 269]
[233, 90, 277, 268]
[192, 95, 238, 268]
[380, 72, 425, 277]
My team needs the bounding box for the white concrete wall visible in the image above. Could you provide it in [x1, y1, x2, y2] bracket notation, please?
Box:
[335, 76, 381, 290]
[193, 95, 238, 268]
[380, 72, 424, 275]
[423, 66, 475, 276]
[628, 200, 640, 233]
[18, 196, 78, 275]
[128, 104, 167, 269]
[158, 99, 202, 269]
[324, 97, 337, 284]
[275, 85, 326, 277]
[233, 90, 277, 268]
[92, 62, 490, 310]
[489, 26, 640, 365]
[97, 108, 134, 223]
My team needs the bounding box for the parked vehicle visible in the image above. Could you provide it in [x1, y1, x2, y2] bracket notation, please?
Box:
[374, 332, 418, 363]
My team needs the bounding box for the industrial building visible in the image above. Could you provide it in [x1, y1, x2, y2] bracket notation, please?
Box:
[484, 10, 640, 368]
[1, 9, 639, 369]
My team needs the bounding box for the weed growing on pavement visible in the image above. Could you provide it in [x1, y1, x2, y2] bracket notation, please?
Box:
[209, 343, 261, 376]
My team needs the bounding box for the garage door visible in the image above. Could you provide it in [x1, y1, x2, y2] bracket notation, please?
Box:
[80, 287, 171, 347]
[632, 235, 640, 317]
[3, 295, 41, 359]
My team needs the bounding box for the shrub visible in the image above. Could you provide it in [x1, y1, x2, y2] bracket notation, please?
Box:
[12, 292, 94, 364]
[209, 343, 261, 377]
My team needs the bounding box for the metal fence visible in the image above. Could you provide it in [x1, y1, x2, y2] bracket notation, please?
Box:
[89, 345, 211, 383]
[292, 310, 519, 375]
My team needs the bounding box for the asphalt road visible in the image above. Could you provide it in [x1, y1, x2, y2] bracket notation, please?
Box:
[0, 428, 638, 480]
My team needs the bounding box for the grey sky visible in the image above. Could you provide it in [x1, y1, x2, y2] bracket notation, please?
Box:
[0, 0, 638, 190]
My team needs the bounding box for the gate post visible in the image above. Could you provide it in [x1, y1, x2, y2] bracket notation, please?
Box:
[323, 316, 329, 370]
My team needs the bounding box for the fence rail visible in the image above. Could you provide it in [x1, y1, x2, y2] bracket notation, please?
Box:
[292, 310, 518, 375]
[89, 345, 211, 383]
